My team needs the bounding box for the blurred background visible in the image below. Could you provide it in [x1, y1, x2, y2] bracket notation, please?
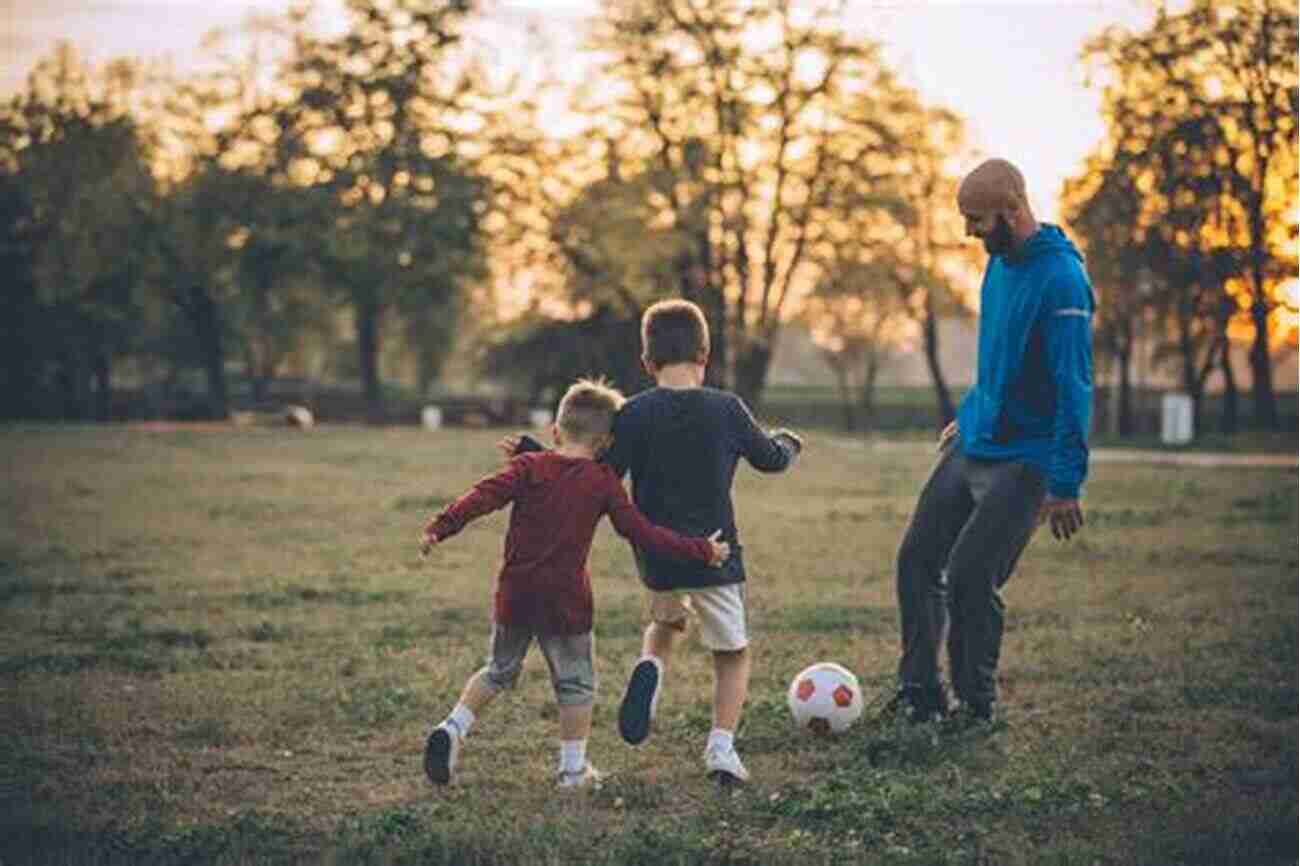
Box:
[1, 0, 1295, 441]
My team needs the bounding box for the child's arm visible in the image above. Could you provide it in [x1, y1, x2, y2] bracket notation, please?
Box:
[420, 458, 526, 554]
[730, 397, 803, 472]
[604, 480, 730, 566]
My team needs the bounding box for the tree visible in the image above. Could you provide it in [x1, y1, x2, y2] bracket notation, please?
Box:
[817, 103, 975, 427]
[275, 0, 490, 422]
[0, 46, 156, 420]
[143, 164, 277, 420]
[1063, 158, 1149, 435]
[1084, 0, 1299, 430]
[581, 0, 917, 407]
[802, 259, 912, 431]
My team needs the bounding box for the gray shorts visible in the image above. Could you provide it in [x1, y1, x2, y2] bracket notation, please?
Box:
[480, 623, 596, 706]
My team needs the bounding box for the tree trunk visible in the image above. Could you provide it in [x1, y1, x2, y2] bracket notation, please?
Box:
[192, 289, 229, 420]
[92, 349, 112, 422]
[833, 366, 855, 433]
[1117, 346, 1134, 437]
[1247, 298, 1277, 430]
[56, 349, 84, 421]
[356, 295, 385, 424]
[733, 340, 771, 411]
[1219, 342, 1239, 435]
[861, 349, 881, 432]
[703, 286, 728, 391]
[922, 304, 955, 427]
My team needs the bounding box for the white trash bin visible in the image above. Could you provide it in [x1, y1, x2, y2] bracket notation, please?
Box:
[421, 406, 443, 431]
[1160, 393, 1193, 445]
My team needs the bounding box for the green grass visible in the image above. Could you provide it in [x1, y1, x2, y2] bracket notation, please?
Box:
[1, 424, 1296, 865]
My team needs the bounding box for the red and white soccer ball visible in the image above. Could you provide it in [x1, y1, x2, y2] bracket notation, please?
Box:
[787, 662, 864, 735]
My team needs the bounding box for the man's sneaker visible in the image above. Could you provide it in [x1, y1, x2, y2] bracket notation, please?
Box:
[887, 684, 949, 725]
[556, 762, 603, 789]
[704, 745, 750, 784]
[423, 723, 460, 785]
[618, 657, 662, 745]
[946, 701, 996, 729]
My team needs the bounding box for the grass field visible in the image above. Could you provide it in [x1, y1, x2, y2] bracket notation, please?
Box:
[1, 425, 1296, 865]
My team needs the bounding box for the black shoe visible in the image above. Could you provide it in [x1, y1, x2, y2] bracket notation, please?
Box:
[618, 658, 662, 745]
[946, 701, 997, 729]
[423, 724, 460, 785]
[887, 683, 949, 724]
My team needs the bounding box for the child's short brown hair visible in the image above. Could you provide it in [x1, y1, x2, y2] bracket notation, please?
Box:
[556, 378, 626, 446]
[641, 299, 710, 368]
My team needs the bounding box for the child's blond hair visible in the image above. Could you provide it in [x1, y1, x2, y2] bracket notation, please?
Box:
[556, 378, 626, 446]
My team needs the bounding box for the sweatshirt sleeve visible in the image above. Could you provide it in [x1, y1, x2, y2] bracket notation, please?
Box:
[730, 395, 799, 473]
[603, 474, 714, 564]
[426, 458, 526, 541]
[1043, 268, 1095, 499]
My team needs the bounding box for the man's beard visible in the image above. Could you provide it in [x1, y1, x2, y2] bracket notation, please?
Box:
[983, 214, 1015, 256]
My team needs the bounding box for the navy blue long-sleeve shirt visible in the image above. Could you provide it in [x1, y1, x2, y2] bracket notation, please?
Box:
[604, 386, 799, 591]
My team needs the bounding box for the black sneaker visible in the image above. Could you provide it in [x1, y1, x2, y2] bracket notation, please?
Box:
[618, 657, 662, 745]
[423, 724, 460, 785]
[887, 683, 949, 724]
[947, 701, 996, 729]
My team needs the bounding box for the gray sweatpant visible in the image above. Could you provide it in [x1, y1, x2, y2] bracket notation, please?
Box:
[896, 441, 1046, 707]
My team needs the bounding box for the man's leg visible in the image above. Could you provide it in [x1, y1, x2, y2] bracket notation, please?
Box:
[946, 460, 1045, 714]
[895, 443, 973, 719]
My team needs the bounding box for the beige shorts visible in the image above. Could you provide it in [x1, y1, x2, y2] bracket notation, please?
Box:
[648, 583, 748, 651]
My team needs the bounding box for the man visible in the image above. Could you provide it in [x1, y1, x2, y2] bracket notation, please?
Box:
[893, 158, 1094, 725]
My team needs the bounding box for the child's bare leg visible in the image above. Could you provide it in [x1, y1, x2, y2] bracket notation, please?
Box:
[426, 669, 501, 785]
[438, 668, 501, 739]
[702, 646, 752, 782]
[711, 646, 750, 731]
[457, 669, 500, 715]
[642, 620, 680, 662]
[619, 620, 680, 745]
[558, 703, 593, 741]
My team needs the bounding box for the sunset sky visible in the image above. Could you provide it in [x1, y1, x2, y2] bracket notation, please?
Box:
[0, 0, 1163, 222]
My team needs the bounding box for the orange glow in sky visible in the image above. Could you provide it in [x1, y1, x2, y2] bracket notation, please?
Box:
[2, 0, 1164, 223]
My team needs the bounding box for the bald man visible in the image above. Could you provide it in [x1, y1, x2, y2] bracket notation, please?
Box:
[892, 158, 1095, 726]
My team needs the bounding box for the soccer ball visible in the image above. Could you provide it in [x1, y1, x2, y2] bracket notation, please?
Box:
[787, 662, 864, 735]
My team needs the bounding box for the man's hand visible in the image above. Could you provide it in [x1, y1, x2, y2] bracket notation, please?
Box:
[706, 530, 731, 567]
[1039, 496, 1084, 541]
[419, 528, 440, 558]
[938, 420, 958, 451]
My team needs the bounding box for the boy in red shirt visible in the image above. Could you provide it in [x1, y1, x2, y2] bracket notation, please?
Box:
[419, 379, 729, 788]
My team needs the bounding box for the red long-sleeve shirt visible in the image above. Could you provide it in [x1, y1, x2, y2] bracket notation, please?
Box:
[426, 451, 715, 634]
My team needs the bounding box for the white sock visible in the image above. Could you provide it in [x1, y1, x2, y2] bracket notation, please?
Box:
[707, 728, 734, 753]
[559, 739, 587, 773]
[445, 703, 475, 737]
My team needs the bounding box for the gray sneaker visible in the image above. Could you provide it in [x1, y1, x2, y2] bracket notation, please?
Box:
[704, 744, 750, 784]
[556, 762, 603, 789]
[423, 723, 461, 785]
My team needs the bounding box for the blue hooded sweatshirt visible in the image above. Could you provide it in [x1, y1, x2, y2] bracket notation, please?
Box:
[956, 223, 1094, 499]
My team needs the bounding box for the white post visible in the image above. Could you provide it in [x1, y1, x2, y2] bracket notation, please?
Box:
[1160, 393, 1193, 445]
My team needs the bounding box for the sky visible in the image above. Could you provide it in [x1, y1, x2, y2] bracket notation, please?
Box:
[0, 0, 1159, 222]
